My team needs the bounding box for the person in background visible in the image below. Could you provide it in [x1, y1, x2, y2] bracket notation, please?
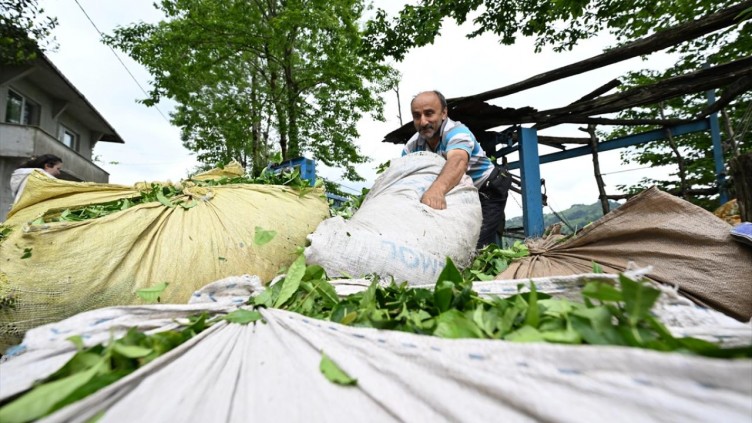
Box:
[402, 90, 511, 248]
[10, 154, 63, 203]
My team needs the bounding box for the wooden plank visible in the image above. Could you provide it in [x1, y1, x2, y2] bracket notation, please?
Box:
[453, 1, 752, 105]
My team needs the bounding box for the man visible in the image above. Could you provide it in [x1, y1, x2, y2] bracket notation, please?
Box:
[402, 90, 511, 248]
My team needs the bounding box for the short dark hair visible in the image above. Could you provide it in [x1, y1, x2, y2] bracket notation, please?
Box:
[411, 90, 447, 111]
[18, 154, 62, 170]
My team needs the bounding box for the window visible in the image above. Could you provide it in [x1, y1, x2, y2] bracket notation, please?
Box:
[5, 89, 38, 125]
[59, 125, 78, 150]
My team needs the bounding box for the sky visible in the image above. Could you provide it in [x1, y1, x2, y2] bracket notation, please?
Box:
[37, 0, 682, 218]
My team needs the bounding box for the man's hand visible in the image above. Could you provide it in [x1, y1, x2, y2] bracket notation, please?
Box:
[420, 149, 468, 210]
[421, 186, 447, 209]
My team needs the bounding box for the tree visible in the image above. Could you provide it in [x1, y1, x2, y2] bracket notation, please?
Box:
[0, 0, 56, 64]
[105, 0, 397, 180]
[611, 70, 751, 210]
[363, 0, 751, 209]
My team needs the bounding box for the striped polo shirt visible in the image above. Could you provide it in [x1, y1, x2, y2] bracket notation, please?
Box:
[402, 117, 494, 189]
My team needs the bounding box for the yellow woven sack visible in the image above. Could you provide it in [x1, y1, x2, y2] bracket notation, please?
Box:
[0, 170, 329, 350]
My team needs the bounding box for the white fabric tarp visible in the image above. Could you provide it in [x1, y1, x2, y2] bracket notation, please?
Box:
[1, 273, 750, 423]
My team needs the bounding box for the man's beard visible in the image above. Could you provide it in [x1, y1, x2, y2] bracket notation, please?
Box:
[420, 123, 436, 138]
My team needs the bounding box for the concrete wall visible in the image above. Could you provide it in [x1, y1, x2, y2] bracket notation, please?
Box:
[2, 80, 96, 159]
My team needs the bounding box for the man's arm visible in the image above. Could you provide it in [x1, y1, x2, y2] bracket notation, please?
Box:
[421, 149, 469, 210]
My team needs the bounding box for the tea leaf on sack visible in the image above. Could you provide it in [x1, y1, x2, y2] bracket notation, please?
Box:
[155, 189, 174, 208]
[224, 309, 264, 325]
[136, 282, 169, 303]
[253, 226, 277, 246]
[320, 353, 357, 386]
[112, 344, 153, 359]
[274, 255, 307, 308]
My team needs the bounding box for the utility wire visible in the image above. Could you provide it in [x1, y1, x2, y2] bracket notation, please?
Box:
[72, 0, 171, 123]
[600, 165, 656, 176]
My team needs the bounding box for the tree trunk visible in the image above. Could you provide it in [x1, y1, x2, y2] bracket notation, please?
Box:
[586, 125, 610, 215]
[729, 153, 752, 222]
[659, 103, 689, 199]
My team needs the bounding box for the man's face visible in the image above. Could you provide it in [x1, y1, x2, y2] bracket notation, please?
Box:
[45, 162, 63, 177]
[411, 92, 447, 143]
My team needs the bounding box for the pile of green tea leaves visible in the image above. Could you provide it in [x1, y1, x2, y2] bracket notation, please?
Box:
[0, 314, 214, 423]
[328, 187, 369, 219]
[34, 166, 316, 224]
[463, 242, 529, 280]
[256, 255, 751, 359]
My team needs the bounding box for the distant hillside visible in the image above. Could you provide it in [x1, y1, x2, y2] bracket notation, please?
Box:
[505, 200, 623, 236]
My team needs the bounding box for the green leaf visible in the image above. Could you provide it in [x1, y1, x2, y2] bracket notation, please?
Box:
[46, 351, 103, 380]
[136, 282, 169, 303]
[21, 248, 32, 259]
[155, 189, 174, 208]
[504, 325, 545, 342]
[320, 353, 357, 385]
[541, 324, 581, 344]
[179, 200, 197, 209]
[339, 311, 358, 325]
[253, 226, 277, 246]
[434, 280, 454, 313]
[524, 283, 540, 328]
[67, 335, 85, 351]
[224, 309, 263, 325]
[0, 359, 106, 423]
[274, 255, 306, 308]
[433, 310, 484, 339]
[619, 275, 661, 325]
[112, 344, 153, 359]
[253, 285, 276, 308]
[582, 281, 623, 302]
[591, 261, 604, 273]
[435, 257, 463, 286]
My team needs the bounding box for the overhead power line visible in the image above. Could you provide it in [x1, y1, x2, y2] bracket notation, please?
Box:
[72, 0, 171, 123]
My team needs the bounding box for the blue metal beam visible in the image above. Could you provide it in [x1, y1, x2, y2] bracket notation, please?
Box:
[506, 120, 710, 170]
[706, 89, 729, 205]
[518, 128, 544, 237]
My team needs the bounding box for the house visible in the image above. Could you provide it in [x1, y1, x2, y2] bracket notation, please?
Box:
[0, 54, 124, 221]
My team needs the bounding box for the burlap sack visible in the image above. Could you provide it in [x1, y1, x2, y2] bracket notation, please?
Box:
[499, 187, 752, 321]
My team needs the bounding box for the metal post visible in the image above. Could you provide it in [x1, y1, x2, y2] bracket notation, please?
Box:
[518, 127, 544, 237]
[704, 63, 728, 205]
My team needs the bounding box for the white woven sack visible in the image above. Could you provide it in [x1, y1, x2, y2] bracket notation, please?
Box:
[2, 274, 751, 423]
[305, 152, 482, 285]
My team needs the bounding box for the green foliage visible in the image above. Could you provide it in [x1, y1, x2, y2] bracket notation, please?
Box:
[328, 187, 370, 219]
[0, 314, 209, 423]
[363, 1, 750, 209]
[0, 0, 57, 65]
[612, 71, 752, 210]
[505, 200, 621, 237]
[462, 242, 529, 281]
[104, 0, 398, 181]
[253, 255, 750, 359]
[363, 0, 749, 60]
